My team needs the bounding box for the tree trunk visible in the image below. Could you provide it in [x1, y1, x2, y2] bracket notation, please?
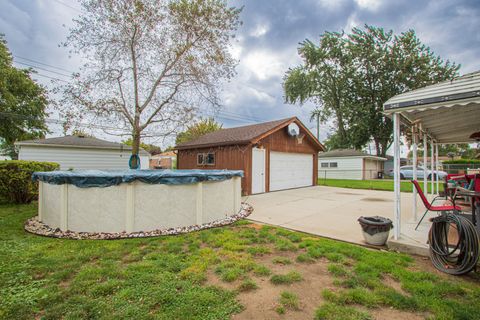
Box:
[131, 128, 141, 168]
[374, 140, 381, 157]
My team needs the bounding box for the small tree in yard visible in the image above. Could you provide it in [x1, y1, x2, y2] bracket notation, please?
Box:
[0, 35, 49, 159]
[60, 0, 241, 166]
[175, 117, 222, 145]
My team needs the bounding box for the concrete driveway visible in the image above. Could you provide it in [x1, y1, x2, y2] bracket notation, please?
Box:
[245, 185, 428, 249]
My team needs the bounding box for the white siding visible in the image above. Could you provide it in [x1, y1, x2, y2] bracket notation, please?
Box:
[19, 146, 150, 170]
[318, 157, 363, 180]
[364, 159, 383, 179]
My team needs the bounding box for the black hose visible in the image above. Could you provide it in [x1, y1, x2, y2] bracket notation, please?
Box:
[429, 212, 479, 275]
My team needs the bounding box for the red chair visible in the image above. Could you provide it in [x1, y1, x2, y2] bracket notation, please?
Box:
[412, 180, 461, 230]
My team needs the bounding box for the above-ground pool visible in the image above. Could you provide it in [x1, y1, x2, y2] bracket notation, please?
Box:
[30, 170, 244, 237]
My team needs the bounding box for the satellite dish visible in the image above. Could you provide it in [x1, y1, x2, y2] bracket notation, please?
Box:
[287, 123, 300, 137]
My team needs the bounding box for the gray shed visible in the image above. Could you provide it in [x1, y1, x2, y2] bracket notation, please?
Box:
[16, 135, 150, 170]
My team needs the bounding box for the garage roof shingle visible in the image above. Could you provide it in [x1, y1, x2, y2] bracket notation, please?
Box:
[176, 118, 293, 149]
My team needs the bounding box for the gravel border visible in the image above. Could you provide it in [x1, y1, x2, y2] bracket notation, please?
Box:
[24, 202, 253, 240]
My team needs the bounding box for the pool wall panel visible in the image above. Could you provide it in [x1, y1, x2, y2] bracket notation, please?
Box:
[38, 176, 242, 233]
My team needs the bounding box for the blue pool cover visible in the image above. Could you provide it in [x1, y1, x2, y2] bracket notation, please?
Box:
[32, 169, 244, 188]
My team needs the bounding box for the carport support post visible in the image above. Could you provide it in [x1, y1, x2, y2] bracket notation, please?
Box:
[430, 140, 434, 196]
[423, 133, 428, 196]
[412, 126, 418, 222]
[393, 113, 401, 240]
[435, 143, 439, 194]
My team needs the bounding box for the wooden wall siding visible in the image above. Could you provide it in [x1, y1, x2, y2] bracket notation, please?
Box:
[177, 145, 252, 195]
[257, 127, 319, 192]
[177, 125, 321, 195]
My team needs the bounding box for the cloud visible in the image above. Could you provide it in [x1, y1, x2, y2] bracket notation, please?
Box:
[249, 22, 270, 38]
[242, 49, 289, 81]
[317, 0, 349, 11]
[1, 0, 478, 147]
[354, 0, 383, 11]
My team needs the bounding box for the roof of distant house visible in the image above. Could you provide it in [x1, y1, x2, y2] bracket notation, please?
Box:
[319, 149, 387, 160]
[175, 117, 324, 150]
[151, 151, 176, 159]
[15, 135, 150, 155]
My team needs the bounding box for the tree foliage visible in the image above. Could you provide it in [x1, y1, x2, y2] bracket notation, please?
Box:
[176, 117, 222, 145]
[60, 0, 241, 165]
[0, 35, 48, 159]
[122, 137, 162, 155]
[414, 144, 477, 159]
[284, 25, 459, 156]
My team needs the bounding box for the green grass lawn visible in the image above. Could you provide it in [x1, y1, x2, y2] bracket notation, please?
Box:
[1, 203, 479, 319]
[318, 178, 443, 193]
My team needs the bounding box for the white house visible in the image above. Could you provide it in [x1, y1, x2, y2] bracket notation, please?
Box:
[318, 149, 387, 180]
[16, 135, 150, 170]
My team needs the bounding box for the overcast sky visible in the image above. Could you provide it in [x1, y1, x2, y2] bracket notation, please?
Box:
[1, 0, 479, 147]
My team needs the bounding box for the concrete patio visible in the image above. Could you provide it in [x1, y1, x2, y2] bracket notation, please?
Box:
[245, 185, 431, 256]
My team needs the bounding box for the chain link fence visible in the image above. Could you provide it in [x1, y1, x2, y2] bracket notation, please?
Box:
[442, 163, 480, 175]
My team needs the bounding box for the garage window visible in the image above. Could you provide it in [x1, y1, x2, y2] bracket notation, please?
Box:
[197, 154, 205, 165]
[321, 162, 329, 168]
[329, 162, 338, 168]
[205, 153, 215, 165]
[197, 153, 215, 165]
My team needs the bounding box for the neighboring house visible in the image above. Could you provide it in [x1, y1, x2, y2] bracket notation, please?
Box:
[149, 151, 176, 169]
[16, 135, 150, 170]
[176, 117, 325, 195]
[384, 155, 408, 173]
[318, 149, 387, 180]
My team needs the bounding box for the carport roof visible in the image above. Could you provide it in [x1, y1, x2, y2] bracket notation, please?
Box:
[383, 71, 480, 143]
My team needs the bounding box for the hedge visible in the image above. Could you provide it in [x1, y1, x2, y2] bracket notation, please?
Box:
[0, 160, 59, 204]
[443, 159, 480, 164]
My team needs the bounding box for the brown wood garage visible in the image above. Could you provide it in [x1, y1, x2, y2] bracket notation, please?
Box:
[176, 117, 325, 195]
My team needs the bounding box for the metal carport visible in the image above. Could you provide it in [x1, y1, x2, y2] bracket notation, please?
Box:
[383, 71, 480, 240]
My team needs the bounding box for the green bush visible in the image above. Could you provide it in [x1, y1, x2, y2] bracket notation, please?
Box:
[0, 160, 59, 204]
[443, 159, 480, 164]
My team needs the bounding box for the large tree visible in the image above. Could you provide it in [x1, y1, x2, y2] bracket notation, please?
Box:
[0, 35, 48, 158]
[175, 117, 222, 145]
[284, 25, 459, 156]
[60, 0, 241, 165]
[284, 33, 358, 149]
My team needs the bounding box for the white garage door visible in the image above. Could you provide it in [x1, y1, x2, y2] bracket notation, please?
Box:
[270, 152, 313, 191]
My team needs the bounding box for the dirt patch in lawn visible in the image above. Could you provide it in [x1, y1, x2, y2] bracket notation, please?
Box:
[383, 274, 410, 296]
[370, 308, 427, 320]
[227, 250, 437, 320]
[410, 254, 480, 284]
[232, 251, 334, 320]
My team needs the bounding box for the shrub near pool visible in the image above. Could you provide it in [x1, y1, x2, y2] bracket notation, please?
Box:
[0, 160, 59, 204]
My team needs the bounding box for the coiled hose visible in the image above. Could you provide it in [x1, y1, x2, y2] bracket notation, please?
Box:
[429, 212, 479, 275]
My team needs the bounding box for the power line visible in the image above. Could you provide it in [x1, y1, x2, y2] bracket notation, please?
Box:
[14, 55, 76, 73]
[31, 73, 69, 83]
[51, 0, 82, 13]
[11, 58, 272, 124]
[15, 61, 72, 78]
[0, 111, 130, 133]
[217, 110, 269, 122]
